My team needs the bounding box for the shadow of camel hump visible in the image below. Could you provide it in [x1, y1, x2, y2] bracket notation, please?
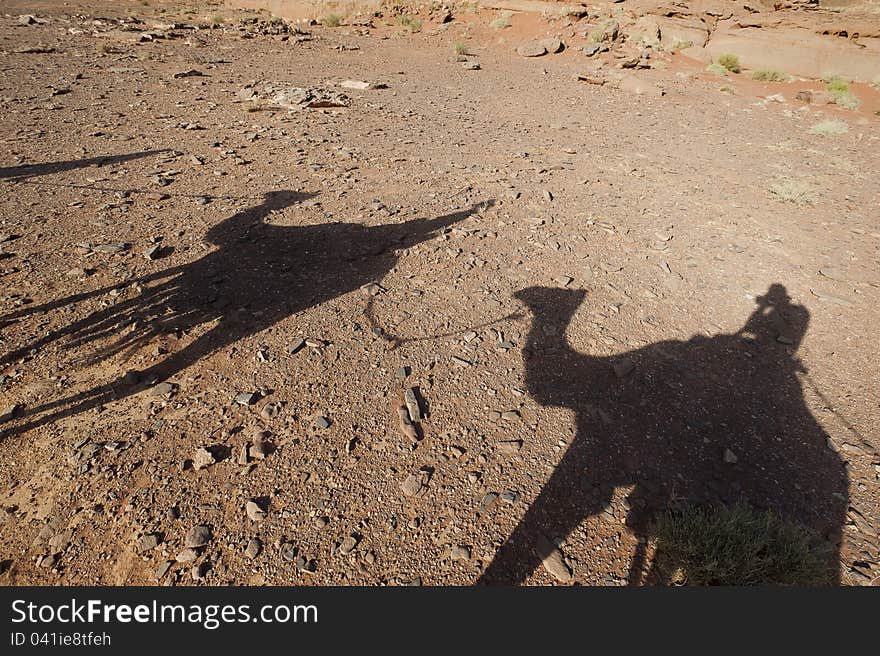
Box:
[1, 191, 491, 437]
[479, 284, 848, 585]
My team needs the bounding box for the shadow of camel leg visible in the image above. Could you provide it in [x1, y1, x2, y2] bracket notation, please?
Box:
[1, 324, 238, 439]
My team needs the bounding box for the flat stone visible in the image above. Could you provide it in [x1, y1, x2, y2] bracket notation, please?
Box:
[536, 535, 572, 582]
[192, 447, 216, 471]
[175, 548, 199, 563]
[724, 448, 738, 464]
[246, 500, 266, 521]
[402, 469, 431, 497]
[235, 391, 260, 406]
[314, 416, 331, 429]
[184, 524, 211, 548]
[450, 545, 471, 561]
[497, 439, 523, 454]
[136, 533, 162, 553]
[517, 42, 547, 58]
[338, 534, 359, 555]
[404, 388, 422, 422]
[245, 538, 262, 559]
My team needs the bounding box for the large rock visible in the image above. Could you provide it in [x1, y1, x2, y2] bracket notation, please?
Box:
[701, 15, 880, 82]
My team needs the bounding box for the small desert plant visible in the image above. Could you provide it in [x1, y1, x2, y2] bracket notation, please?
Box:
[210, 14, 224, 26]
[752, 69, 790, 82]
[706, 63, 729, 77]
[770, 180, 815, 205]
[669, 39, 693, 52]
[490, 11, 512, 30]
[719, 85, 735, 94]
[651, 503, 830, 586]
[453, 41, 468, 56]
[716, 53, 741, 73]
[323, 13, 342, 27]
[396, 15, 422, 33]
[809, 119, 849, 136]
[821, 74, 860, 108]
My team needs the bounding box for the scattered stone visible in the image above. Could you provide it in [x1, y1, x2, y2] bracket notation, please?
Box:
[136, 533, 162, 553]
[281, 541, 297, 562]
[191, 561, 209, 581]
[288, 337, 306, 354]
[536, 535, 572, 582]
[501, 490, 520, 504]
[501, 410, 520, 422]
[192, 447, 217, 471]
[795, 90, 813, 103]
[235, 391, 260, 406]
[402, 468, 432, 497]
[724, 448, 738, 464]
[245, 538, 262, 559]
[397, 405, 418, 441]
[155, 560, 173, 580]
[497, 439, 523, 454]
[463, 61, 481, 70]
[248, 437, 272, 460]
[175, 548, 199, 563]
[18, 15, 38, 25]
[184, 524, 211, 549]
[450, 545, 471, 561]
[260, 402, 282, 420]
[479, 492, 499, 511]
[338, 534, 360, 555]
[582, 43, 601, 57]
[339, 80, 372, 90]
[404, 388, 422, 422]
[143, 244, 162, 260]
[314, 416, 331, 429]
[246, 500, 267, 521]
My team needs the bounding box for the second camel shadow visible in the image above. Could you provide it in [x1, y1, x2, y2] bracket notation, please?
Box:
[2, 191, 489, 436]
[479, 284, 848, 585]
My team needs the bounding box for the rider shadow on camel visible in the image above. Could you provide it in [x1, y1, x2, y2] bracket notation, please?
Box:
[479, 283, 848, 585]
[1, 191, 490, 436]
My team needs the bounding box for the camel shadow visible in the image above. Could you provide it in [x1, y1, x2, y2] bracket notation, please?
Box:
[1, 191, 490, 437]
[479, 284, 848, 585]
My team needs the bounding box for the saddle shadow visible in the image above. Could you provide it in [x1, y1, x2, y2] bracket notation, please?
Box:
[479, 284, 848, 585]
[1, 191, 490, 437]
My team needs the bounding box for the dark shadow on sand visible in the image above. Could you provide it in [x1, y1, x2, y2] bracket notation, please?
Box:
[479, 284, 848, 585]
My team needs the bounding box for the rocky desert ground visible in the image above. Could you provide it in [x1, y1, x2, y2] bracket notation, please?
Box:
[0, 0, 878, 586]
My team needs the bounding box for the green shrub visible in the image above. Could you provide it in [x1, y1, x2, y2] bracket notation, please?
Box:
[323, 13, 342, 27]
[752, 69, 790, 82]
[652, 503, 830, 585]
[396, 15, 422, 32]
[809, 120, 849, 137]
[716, 53, 741, 73]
